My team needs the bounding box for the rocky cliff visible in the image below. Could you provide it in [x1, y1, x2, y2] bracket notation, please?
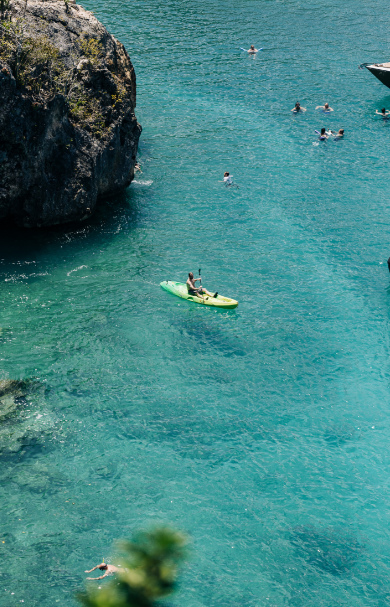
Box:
[0, 0, 141, 227]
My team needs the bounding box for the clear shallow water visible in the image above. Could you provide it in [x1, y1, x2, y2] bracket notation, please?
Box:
[2, 0, 390, 605]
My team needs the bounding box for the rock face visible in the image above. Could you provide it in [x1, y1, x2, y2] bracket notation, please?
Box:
[0, 0, 141, 227]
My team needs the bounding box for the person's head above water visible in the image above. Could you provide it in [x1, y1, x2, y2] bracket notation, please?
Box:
[295, 102, 300, 108]
[320, 127, 326, 135]
[324, 103, 329, 109]
[224, 172, 229, 177]
[338, 129, 344, 134]
[382, 108, 386, 114]
[99, 564, 108, 570]
[250, 45, 255, 50]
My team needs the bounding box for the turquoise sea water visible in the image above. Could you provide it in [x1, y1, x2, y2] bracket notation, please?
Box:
[2, 0, 390, 605]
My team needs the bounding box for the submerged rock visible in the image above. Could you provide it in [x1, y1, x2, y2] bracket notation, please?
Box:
[0, 379, 30, 419]
[0, 379, 30, 397]
[0, 378, 52, 453]
[0, 0, 141, 227]
[290, 525, 364, 575]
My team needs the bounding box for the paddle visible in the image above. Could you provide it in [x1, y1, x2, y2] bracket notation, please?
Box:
[197, 267, 205, 300]
[199, 268, 218, 300]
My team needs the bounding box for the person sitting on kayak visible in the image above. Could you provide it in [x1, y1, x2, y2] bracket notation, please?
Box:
[186, 272, 217, 298]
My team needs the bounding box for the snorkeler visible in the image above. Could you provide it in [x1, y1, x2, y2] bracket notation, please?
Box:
[291, 102, 306, 113]
[315, 102, 334, 112]
[85, 563, 122, 580]
[376, 108, 390, 118]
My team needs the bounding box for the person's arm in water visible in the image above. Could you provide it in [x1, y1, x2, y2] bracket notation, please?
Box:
[315, 105, 324, 109]
[85, 566, 100, 573]
[86, 572, 110, 580]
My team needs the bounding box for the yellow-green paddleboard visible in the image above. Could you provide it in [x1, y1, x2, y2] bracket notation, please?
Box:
[160, 281, 238, 309]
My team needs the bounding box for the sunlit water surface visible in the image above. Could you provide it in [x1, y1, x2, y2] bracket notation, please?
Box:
[2, 0, 390, 605]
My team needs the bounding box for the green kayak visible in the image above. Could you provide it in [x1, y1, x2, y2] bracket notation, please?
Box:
[160, 281, 238, 309]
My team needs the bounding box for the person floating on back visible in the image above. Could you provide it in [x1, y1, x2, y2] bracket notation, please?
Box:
[292, 101, 306, 113]
[186, 272, 217, 298]
[85, 562, 121, 580]
[316, 102, 334, 112]
[376, 108, 390, 119]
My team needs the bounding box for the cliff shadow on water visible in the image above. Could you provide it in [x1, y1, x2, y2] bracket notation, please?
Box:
[0, 187, 142, 265]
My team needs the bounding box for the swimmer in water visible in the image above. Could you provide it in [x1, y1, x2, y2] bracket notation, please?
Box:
[247, 45, 258, 54]
[318, 127, 328, 140]
[376, 108, 390, 118]
[291, 102, 306, 113]
[85, 563, 122, 580]
[220, 172, 239, 188]
[334, 128, 344, 138]
[315, 102, 334, 112]
[223, 171, 232, 185]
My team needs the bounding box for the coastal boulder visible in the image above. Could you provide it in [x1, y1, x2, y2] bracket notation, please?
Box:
[0, 0, 141, 227]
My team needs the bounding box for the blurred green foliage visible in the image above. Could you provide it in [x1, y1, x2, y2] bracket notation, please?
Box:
[78, 528, 188, 607]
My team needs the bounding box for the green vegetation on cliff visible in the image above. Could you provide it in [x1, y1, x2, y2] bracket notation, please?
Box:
[0, 17, 125, 137]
